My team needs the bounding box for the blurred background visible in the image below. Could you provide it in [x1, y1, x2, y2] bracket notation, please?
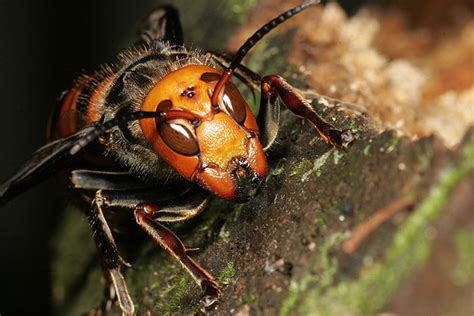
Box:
[0, 0, 471, 315]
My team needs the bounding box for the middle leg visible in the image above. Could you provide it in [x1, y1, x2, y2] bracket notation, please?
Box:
[89, 190, 135, 315]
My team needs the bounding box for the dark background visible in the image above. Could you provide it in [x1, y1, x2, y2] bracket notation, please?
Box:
[0, 1, 366, 315]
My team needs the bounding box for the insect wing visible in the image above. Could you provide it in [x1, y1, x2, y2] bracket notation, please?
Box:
[0, 126, 94, 205]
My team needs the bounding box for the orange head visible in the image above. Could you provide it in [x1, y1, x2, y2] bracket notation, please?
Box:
[140, 65, 267, 201]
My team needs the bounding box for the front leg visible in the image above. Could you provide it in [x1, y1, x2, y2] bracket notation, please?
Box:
[258, 75, 354, 151]
[135, 204, 221, 307]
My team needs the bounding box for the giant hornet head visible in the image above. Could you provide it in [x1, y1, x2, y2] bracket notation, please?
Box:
[139, 65, 266, 201]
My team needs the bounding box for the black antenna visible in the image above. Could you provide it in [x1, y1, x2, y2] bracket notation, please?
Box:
[69, 111, 156, 155]
[230, 0, 319, 70]
[211, 0, 320, 106]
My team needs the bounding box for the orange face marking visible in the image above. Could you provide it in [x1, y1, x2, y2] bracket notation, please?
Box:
[140, 64, 267, 200]
[196, 168, 237, 200]
[141, 65, 220, 116]
[246, 137, 267, 179]
[196, 112, 247, 169]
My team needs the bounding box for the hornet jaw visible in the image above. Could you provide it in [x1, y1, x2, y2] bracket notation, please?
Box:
[230, 158, 265, 203]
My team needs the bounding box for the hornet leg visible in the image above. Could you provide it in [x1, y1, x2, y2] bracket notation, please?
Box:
[135, 203, 221, 307]
[76, 171, 217, 312]
[89, 190, 135, 316]
[258, 74, 354, 151]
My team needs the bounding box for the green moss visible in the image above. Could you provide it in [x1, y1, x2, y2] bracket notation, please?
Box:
[140, 258, 194, 315]
[143, 261, 235, 314]
[290, 159, 312, 176]
[156, 270, 193, 316]
[333, 149, 344, 165]
[451, 229, 474, 286]
[279, 231, 350, 316]
[317, 215, 328, 228]
[218, 261, 237, 286]
[280, 138, 474, 315]
[121, 246, 194, 315]
[386, 136, 401, 153]
[269, 165, 285, 177]
[218, 226, 231, 243]
[267, 158, 287, 180]
[462, 138, 474, 164]
[228, 203, 246, 222]
[301, 149, 334, 182]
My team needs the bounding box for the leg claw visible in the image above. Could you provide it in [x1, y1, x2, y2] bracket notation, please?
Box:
[200, 280, 222, 308]
[328, 128, 355, 149]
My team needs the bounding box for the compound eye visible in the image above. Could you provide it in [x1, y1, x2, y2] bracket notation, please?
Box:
[157, 121, 199, 156]
[221, 83, 247, 125]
